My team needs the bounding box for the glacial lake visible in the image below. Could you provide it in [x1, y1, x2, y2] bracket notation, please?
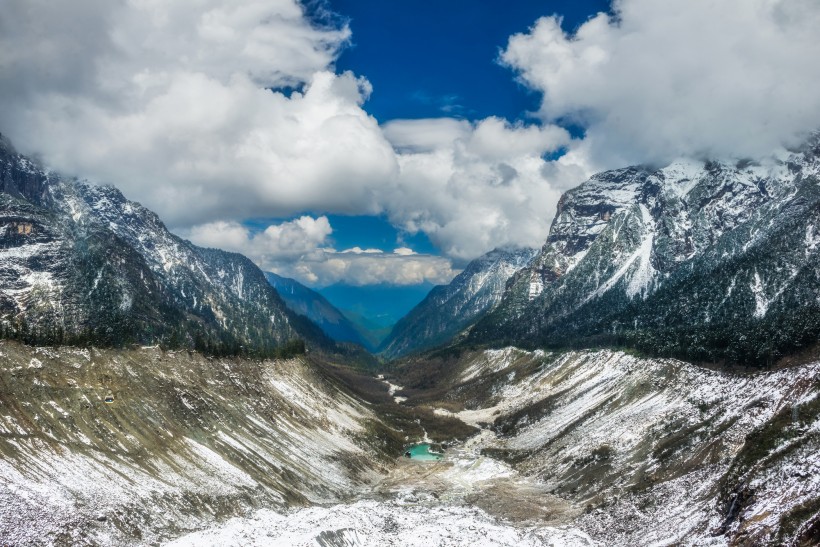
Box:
[404, 443, 443, 461]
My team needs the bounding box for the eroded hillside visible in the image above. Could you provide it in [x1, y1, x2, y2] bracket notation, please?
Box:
[0, 342, 399, 545]
[388, 347, 820, 545]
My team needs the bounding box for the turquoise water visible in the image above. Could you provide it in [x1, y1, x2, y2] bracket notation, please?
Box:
[404, 443, 443, 461]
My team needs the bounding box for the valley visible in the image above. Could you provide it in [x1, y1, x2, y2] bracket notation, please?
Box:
[2, 0, 820, 543]
[3, 113, 820, 545]
[3, 338, 818, 545]
[388, 347, 820, 545]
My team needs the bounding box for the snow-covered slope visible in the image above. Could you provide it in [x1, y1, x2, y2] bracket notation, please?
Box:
[380, 247, 536, 359]
[168, 501, 598, 547]
[402, 347, 820, 546]
[0, 341, 397, 545]
[473, 135, 820, 366]
[0, 136, 329, 354]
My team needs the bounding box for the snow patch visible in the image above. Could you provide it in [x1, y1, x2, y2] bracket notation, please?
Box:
[167, 501, 599, 547]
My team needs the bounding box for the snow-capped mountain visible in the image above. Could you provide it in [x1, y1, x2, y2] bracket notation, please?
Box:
[380, 247, 536, 359]
[472, 134, 820, 366]
[265, 272, 368, 347]
[0, 135, 327, 355]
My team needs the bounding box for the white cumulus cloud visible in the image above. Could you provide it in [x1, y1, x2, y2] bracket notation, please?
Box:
[3, 0, 816, 285]
[501, 0, 820, 166]
[297, 250, 458, 287]
[382, 117, 587, 260]
[0, 0, 589, 274]
[184, 216, 332, 264]
[182, 216, 458, 287]
[0, 0, 396, 227]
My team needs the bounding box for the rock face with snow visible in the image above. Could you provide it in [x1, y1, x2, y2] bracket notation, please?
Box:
[0, 341, 398, 545]
[473, 135, 820, 366]
[394, 346, 820, 546]
[380, 247, 536, 359]
[0, 136, 328, 355]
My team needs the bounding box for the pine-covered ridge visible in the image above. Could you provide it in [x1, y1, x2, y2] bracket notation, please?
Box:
[470, 134, 820, 367]
[0, 134, 330, 356]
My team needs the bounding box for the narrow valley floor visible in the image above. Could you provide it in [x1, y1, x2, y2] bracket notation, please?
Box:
[168, 431, 598, 546]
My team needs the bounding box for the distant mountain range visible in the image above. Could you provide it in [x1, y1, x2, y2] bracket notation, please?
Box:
[265, 272, 368, 348]
[0, 134, 329, 356]
[317, 283, 434, 350]
[379, 247, 536, 359]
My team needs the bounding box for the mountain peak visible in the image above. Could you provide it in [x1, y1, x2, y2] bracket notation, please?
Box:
[0, 134, 330, 356]
[471, 134, 820, 367]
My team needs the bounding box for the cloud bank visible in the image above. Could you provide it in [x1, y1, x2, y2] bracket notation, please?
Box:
[382, 117, 584, 260]
[501, 0, 820, 167]
[0, 0, 396, 227]
[0, 0, 579, 285]
[182, 217, 457, 286]
[2, 0, 819, 285]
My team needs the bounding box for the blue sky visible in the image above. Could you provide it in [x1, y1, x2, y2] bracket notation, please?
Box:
[4, 0, 819, 289]
[329, 0, 611, 123]
[242, 0, 611, 277]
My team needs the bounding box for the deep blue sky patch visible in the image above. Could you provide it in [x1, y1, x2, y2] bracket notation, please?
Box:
[327, 0, 612, 122]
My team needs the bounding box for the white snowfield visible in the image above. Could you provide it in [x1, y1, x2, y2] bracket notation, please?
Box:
[168, 501, 598, 547]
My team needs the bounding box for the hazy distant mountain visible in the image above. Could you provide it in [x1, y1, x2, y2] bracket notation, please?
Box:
[379, 247, 536, 359]
[317, 283, 434, 349]
[265, 272, 367, 347]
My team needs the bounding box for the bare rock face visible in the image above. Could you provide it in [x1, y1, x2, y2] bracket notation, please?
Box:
[473, 134, 820, 366]
[0, 136, 329, 355]
[380, 247, 537, 359]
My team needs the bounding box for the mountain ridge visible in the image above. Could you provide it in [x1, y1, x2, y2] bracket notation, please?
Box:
[265, 271, 368, 348]
[379, 246, 537, 359]
[469, 136, 820, 366]
[0, 135, 331, 356]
